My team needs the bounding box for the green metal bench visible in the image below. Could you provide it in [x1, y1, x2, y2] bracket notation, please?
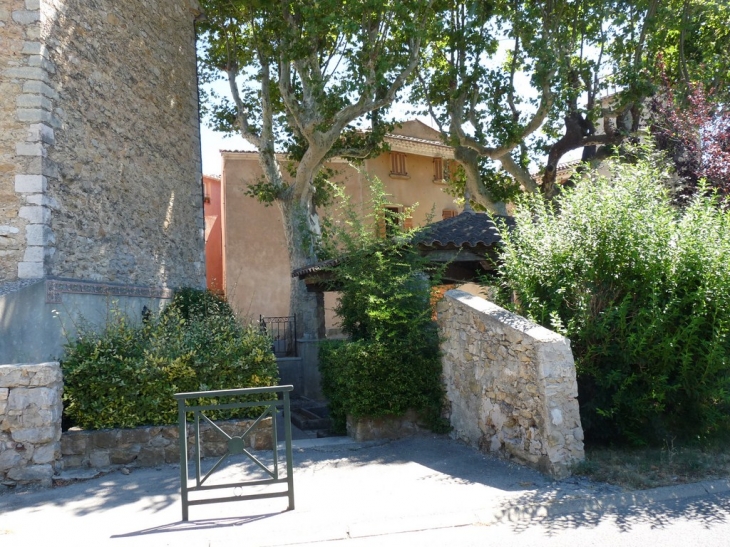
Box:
[173, 385, 295, 521]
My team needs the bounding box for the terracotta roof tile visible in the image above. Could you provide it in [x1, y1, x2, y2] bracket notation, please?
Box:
[414, 211, 514, 249]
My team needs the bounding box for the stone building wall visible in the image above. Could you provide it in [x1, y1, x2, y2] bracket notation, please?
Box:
[41, 0, 205, 287]
[0, 362, 62, 487]
[0, 0, 205, 363]
[1, 0, 204, 286]
[436, 290, 584, 478]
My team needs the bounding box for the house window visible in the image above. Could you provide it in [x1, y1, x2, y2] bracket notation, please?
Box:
[390, 152, 408, 177]
[442, 209, 457, 220]
[433, 158, 450, 183]
[434, 157, 444, 181]
[379, 206, 413, 237]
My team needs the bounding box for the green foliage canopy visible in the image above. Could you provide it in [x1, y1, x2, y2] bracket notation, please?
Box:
[414, 0, 730, 208]
[496, 148, 730, 445]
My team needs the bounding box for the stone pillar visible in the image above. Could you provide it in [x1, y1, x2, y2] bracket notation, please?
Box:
[1, 0, 57, 282]
[0, 362, 62, 487]
[297, 338, 325, 401]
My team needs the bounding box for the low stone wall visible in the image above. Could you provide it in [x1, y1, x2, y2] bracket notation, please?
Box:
[346, 410, 421, 442]
[436, 290, 584, 478]
[61, 417, 274, 471]
[0, 362, 62, 487]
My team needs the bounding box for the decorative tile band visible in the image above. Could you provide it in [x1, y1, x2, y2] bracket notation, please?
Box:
[45, 278, 174, 304]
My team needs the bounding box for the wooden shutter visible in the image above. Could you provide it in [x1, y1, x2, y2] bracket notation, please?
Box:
[390, 152, 407, 175]
[442, 209, 457, 220]
[403, 214, 413, 230]
[433, 157, 443, 181]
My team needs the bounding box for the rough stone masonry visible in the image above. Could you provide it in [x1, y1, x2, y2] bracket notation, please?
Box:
[0, 0, 206, 363]
[0, 362, 62, 487]
[437, 290, 585, 478]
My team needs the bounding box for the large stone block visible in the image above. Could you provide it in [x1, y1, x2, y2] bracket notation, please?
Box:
[120, 428, 151, 445]
[109, 448, 138, 465]
[31, 442, 58, 464]
[11, 10, 41, 25]
[7, 464, 53, 484]
[0, 448, 24, 472]
[13, 174, 47, 193]
[8, 386, 58, 411]
[61, 432, 89, 455]
[346, 410, 420, 442]
[18, 261, 44, 279]
[88, 450, 110, 468]
[11, 426, 57, 444]
[136, 447, 164, 467]
[92, 430, 121, 449]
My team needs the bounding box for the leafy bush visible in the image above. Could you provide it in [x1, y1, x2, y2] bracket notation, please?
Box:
[62, 289, 278, 429]
[316, 177, 447, 432]
[496, 149, 730, 445]
[320, 334, 445, 433]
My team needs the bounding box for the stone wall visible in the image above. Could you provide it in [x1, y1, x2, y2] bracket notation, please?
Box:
[1, 0, 204, 286]
[41, 0, 205, 287]
[61, 418, 274, 471]
[437, 290, 584, 478]
[1, 0, 205, 364]
[0, 362, 62, 487]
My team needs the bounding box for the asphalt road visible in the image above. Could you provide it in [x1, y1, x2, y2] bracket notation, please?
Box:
[1, 434, 729, 546]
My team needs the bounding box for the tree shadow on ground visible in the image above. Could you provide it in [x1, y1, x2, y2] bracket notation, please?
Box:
[494, 482, 730, 535]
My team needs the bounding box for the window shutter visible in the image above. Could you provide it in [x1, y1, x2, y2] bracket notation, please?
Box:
[403, 215, 413, 230]
[390, 152, 407, 175]
[377, 215, 386, 238]
[433, 157, 443, 181]
[442, 209, 457, 220]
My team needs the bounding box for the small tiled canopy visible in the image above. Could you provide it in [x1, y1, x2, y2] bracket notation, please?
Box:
[292, 210, 515, 291]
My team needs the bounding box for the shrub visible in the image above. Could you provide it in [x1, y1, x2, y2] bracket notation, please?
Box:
[319, 315, 445, 433]
[496, 149, 730, 445]
[62, 289, 278, 429]
[316, 177, 447, 433]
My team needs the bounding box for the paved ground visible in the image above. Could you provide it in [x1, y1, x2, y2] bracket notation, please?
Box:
[1, 434, 730, 546]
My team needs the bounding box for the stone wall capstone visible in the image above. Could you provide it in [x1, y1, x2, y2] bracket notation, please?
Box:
[0, 362, 62, 487]
[437, 290, 584, 478]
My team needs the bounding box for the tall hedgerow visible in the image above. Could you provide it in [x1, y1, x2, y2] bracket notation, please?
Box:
[496, 148, 730, 445]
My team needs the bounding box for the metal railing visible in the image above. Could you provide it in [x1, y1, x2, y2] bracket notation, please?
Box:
[260, 315, 297, 357]
[174, 385, 295, 521]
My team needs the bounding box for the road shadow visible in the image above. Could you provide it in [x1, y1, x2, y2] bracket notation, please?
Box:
[110, 512, 280, 538]
[3, 432, 729, 539]
[494, 482, 730, 535]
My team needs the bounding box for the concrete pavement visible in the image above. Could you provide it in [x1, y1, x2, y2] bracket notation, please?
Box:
[1, 434, 729, 546]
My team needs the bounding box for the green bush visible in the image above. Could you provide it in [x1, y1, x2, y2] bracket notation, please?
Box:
[496, 149, 730, 445]
[320, 324, 445, 433]
[62, 289, 278, 429]
[316, 178, 447, 433]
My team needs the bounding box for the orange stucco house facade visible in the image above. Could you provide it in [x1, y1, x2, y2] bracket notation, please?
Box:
[202, 174, 224, 293]
[207, 121, 464, 331]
